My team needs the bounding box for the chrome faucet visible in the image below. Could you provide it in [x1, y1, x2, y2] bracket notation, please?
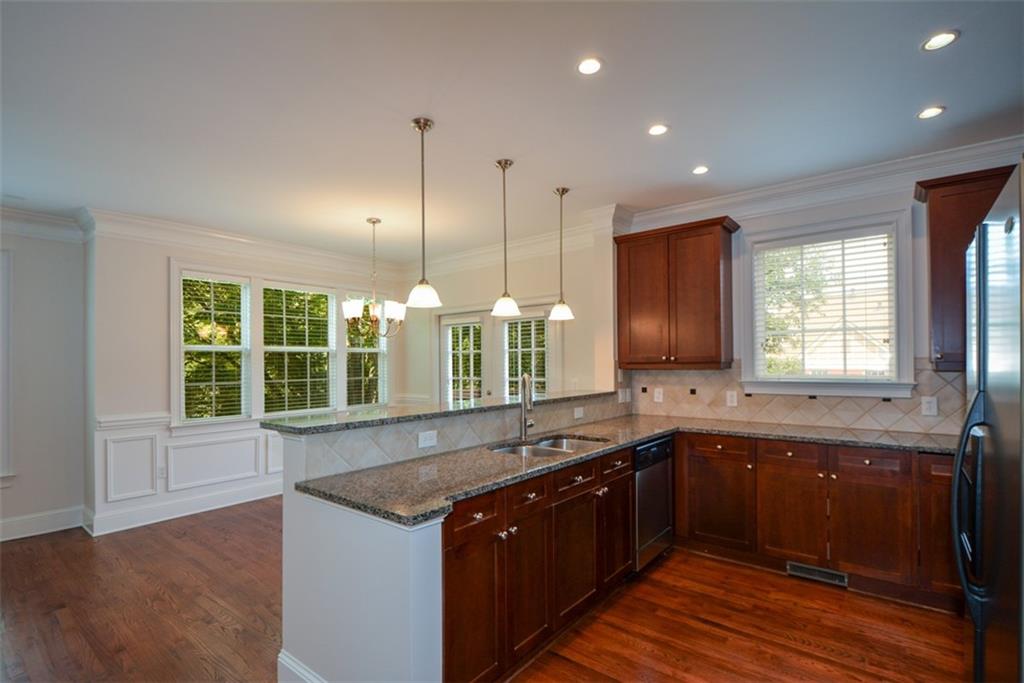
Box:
[519, 373, 535, 441]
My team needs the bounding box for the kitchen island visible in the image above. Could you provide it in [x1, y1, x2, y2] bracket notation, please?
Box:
[263, 396, 958, 683]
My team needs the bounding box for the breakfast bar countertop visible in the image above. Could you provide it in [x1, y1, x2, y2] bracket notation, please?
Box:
[292, 414, 960, 527]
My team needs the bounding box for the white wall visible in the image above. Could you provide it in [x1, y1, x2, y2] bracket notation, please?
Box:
[0, 232, 86, 540]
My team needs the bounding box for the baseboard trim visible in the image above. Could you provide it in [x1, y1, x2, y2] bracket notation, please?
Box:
[278, 649, 328, 683]
[0, 505, 84, 542]
[90, 479, 282, 536]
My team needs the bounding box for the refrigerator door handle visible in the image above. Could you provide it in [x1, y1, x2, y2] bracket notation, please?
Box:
[952, 419, 991, 629]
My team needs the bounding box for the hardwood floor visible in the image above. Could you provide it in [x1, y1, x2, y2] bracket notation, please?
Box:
[2, 498, 964, 682]
[1, 497, 282, 682]
[513, 551, 965, 682]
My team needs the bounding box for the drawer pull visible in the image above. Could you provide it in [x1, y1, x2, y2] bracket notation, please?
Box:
[830, 473, 838, 480]
[612, 460, 624, 467]
[508, 525, 518, 536]
[497, 530, 509, 540]
[524, 492, 538, 501]
[572, 475, 585, 484]
[661, 356, 668, 361]
[863, 459, 872, 466]
[670, 356, 676, 361]
[746, 464, 754, 470]
[471, 512, 485, 521]
[716, 444, 723, 450]
[817, 472, 825, 478]
[786, 451, 793, 457]
[595, 486, 609, 497]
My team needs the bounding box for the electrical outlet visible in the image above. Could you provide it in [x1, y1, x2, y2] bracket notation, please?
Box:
[921, 396, 939, 417]
[726, 391, 737, 407]
[653, 387, 663, 403]
[157, 466, 167, 479]
[617, 388, 626, 403]
[417, 430, 438, 448]
[574, 407, 585, 419]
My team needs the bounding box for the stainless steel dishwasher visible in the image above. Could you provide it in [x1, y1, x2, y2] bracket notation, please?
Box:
[634, 436, 674, 571]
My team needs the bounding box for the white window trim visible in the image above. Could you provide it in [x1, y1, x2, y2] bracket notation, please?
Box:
[738, 209, 915, 398]
[169, 259, 348, 431]
[0, 250, 12, 480]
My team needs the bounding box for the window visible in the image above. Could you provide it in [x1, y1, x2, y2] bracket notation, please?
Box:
[346, 303, 386, 406]
[181, 276, 249, 420]
[505, 318, 547, 396]
[263, 287, 335, 414]
[752, 230, 896, 382]
[446, 322, 482, 401]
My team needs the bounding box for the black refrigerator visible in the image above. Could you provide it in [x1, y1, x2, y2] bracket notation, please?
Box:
[953, 158, 1022, 682]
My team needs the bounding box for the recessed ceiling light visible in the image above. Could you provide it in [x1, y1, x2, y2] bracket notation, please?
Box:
[922, 30, 960, 51]
[577, 58, 602, 75]
[648, 123, 669, 136]
[917, 105, 946, 120]
[692, 165, 709, 175]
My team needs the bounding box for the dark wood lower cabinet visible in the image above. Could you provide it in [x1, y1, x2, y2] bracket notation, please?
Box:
[918, 453, 960, 595]
[687, 435, 756, 550]
[552, 484, 602, 627]
[443, 449, 636, 681]
[756, 440, 828, 566]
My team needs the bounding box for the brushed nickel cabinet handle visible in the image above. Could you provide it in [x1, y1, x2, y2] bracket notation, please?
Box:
[935, 352, 944, 360]
[786, 451, 793, 457]
[670, 356, 676, 361]
[612, 460, 624, 467]
[661, 356, 668, 361]
[508, 526, 518, 536]
[472, 512, 485, 521]
[497, 530, 509, 540]
[817, 472, 825, 478]
[746, 464, 754, 470]
[863, 459, 872, 466]
[830, 473, 838, 480]
[573, 475, 584, 484]
[524, 492, 538, 501]
[716, 444, 723, 450]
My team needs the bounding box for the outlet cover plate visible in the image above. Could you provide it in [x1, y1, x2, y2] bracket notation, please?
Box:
[921, 396, 938, 417]
[418, 430, 438, 448]
[653, 388, 663, 403]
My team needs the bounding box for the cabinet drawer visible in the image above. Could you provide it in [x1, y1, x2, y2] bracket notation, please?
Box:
[688, 433, 752, 458]
[507, 473, 553, 520]
[831, 447, 910, 479]
[919, 453, 954, 483]
[756, 439, 824, 468]
[600, 449, 633, 480]
[553, 460, 599, 502]
[444, 490, 505, 548]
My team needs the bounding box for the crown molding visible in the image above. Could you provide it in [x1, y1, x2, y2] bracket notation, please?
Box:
[0, 207, 87, 244]
[586, 203, 635, 234]
[630, 135, 1024, 231]
[406, 222, 599, 279]
[87, 208, 405, 281]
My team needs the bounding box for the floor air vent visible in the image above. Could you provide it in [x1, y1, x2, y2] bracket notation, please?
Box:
[786, 562, 848, 587]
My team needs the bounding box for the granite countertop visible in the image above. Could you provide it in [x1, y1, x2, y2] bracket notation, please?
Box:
[294, 414, 960, 526]
[260, 389, 616, 434]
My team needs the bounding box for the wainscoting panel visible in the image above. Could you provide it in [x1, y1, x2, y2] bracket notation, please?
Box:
[267, 432, 284, 474]
[167, 434, 261, 492]
[105, 434, 158, 502]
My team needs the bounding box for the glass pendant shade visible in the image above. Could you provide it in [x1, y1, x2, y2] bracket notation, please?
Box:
[342, 297, 365, 322]
[406, 280, 442, 308]
[549, 300, 575, 321]
[384, 300, 407, 322]
[491, 293, 521, 317]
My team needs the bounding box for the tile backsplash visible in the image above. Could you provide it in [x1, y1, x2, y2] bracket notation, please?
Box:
[303, 392, 631, 479]
[630, 358, 965, 436]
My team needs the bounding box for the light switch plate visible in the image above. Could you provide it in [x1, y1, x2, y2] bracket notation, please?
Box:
[653, 387, 663, 403]
[726, 391, 738, 407]
[574, 407, 585, 419]
[418, 430, 438, 448]
[921, 396, 938, 417]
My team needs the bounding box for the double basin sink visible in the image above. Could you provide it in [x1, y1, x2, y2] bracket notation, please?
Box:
[489, 434, 610, 457]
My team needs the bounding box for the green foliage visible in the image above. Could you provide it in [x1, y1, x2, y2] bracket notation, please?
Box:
[183, 350, 242, 419]
[183, 278, 242, 346]
[346, 303, 379, 350]
[758, 246, 828, 376]
[346, 351, 380, 406]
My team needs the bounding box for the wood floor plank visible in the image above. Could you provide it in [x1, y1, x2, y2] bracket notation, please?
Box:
[3, 498, 964, 682]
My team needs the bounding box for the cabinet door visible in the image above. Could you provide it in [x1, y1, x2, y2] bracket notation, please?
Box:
[443, 528, 506, 682]
[756, 440, 828, 566]
[668, 226, 731, 365]
[918, 454, 960, 595]
[828, 447, 915, 585]
[687, 435, 756, 550]
[916, 166, 1014, 371]
[505, 505, 553, 663]
[616, 234, 670, 364]
[600, 472, 635, 588]
[552, 486, 601, 627]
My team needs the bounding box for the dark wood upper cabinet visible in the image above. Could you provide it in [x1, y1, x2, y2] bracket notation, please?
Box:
[686, 434, 756, 551]
[615, 216, 739, 369]
[918, 454, 960, 595]
[755, 440, 828, 566]
[827, 446, 915, 586]
[916, 166, 1014, 371]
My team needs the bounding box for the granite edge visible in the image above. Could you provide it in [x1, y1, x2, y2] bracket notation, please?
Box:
[260, 390, 618, 435]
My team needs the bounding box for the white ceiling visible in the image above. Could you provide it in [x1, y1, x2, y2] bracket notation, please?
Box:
[2, 1, 1021, 262]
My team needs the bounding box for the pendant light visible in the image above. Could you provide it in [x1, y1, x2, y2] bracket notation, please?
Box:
[405, 117, 443, 308]
[548, 187, 575, 321]
[344, 218, 406, 337]
[491, 159, 521, 317]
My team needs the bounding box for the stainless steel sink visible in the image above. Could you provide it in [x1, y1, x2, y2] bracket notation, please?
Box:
[489, 434, 611, 457]
[534, 436, 610, 451]
[489, 444, 571, 457]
